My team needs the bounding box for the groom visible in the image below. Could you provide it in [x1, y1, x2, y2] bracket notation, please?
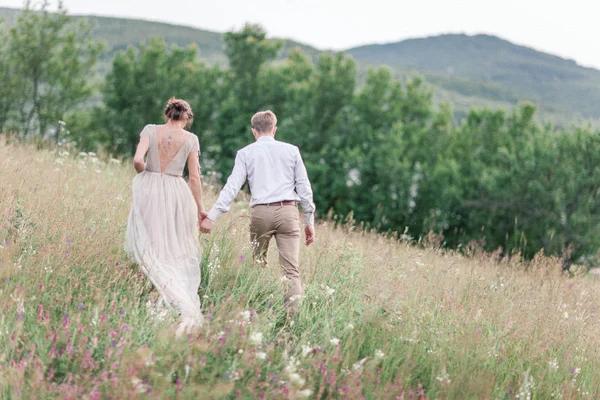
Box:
[200, 110, 315, 314]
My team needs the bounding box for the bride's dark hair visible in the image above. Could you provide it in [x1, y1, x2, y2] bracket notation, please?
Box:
[164, 97, 194, 125]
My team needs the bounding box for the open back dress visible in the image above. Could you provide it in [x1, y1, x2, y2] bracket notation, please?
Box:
[125, 124, 203, 334]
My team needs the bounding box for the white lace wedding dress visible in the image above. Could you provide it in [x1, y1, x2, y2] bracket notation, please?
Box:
[125, 124, 204, 335]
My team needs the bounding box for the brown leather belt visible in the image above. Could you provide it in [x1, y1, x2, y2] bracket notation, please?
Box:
[254, 200, 297, 207]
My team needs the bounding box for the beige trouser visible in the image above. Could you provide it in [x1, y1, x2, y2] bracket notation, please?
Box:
[250, 204, 303, 314]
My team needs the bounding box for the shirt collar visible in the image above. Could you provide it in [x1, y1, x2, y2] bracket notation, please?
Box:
[256, 136, 275, 142]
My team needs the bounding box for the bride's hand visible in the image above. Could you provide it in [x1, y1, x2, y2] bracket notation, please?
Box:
[199, 210, 208, 221]
[197, 208, 207, 228]
[200, 218, 213, 234]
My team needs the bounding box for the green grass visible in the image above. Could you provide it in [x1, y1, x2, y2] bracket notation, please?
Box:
[2, 139, 600, 398]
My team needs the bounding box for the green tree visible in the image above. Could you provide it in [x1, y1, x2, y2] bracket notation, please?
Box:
[0, 20, 18, 133]
[96, 38, 221, 155]
[207, 24, 281, 177]
[7, 1, 101, 138]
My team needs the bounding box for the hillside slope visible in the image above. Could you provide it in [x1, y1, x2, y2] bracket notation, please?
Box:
[2, 140, 600, 397]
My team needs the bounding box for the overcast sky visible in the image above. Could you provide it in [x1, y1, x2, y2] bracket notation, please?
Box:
[2, 0, 600, 69]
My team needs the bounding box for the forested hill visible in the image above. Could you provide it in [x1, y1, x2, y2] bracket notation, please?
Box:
[0, 6, 321, 66]
[2, 6, 600, 124]
[347, 34, 600, 123]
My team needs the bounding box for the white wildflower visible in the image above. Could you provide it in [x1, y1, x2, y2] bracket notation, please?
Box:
[131, 376, 150, 394]
[256, 351, 267, 360]
[240, 310, 252, 322]
[374, 349, 385, 360]
[346, 323, 354, 330]
[289, 372, 305, 387]
[237, 349, 244, 354]
[301, 344, 312, 357]
[298, 389, 313, 398]
[352, 357, 368, 371]
[436, 368, 451, 384]
[249, 331, 263, 346]
[324, 285, 335, 296]
[548, 358, 559, 371]
[516, 370, 534, 400]
[330, 337, 340, 346]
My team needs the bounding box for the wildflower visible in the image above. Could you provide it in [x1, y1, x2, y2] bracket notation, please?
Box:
[301, 344, 312, 357]
[298, 389, 313, 398]
[324, 285, 335, 296]
[240, 310, 252, 322]
[289, 372, 305, 387]
[436, 368, 451, 384]
[374, 349, 385, 360]
[516, 370, 534, 400]
[238, 349, 244, 354]
[548, 358, 559, 371]
[249, 331, 263, 346]
[330, 337, 340, 346]
[352, 357, 368, 371]
[131, 376, 150, 394]
[256, 351, 267, 360]
[346, 323, 354, 330]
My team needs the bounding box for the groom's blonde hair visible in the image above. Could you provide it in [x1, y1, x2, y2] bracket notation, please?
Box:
[251, 110, 277, 133]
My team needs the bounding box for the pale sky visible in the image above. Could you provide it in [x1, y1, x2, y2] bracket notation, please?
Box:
[2, 0, 600, 69]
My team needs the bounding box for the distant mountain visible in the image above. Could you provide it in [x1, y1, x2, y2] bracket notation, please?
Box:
[346, 34, 600, 124]
[0, 7, 321, 67]
[2, 6, 600, 125]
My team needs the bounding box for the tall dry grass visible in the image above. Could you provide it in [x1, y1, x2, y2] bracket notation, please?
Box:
[1, 139, 600, 399]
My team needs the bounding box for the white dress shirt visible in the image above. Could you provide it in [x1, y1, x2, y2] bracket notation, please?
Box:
[207, 136, 316, 225]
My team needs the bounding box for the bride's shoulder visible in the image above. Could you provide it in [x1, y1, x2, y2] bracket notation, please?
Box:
[183, 129, 198, 140]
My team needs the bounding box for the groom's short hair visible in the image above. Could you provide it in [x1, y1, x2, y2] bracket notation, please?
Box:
[251, 110, 277, 133]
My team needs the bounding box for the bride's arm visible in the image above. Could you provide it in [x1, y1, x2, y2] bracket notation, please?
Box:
[187, 140, 206, 219]
[133, 128, 150, 173]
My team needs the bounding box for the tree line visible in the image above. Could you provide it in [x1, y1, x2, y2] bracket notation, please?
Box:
[3, 3, 600, 265]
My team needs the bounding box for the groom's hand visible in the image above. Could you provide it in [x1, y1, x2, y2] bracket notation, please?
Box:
[304, 224, 315, 246]
[200, 218, 213, 234]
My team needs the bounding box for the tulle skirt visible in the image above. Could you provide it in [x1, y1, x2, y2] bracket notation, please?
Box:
[125, 171, 203, 335]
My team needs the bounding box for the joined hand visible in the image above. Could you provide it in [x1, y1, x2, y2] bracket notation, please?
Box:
[200, 217, 213, 234]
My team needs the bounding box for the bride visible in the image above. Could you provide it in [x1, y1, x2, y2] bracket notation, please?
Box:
[125, 97, 206, 336]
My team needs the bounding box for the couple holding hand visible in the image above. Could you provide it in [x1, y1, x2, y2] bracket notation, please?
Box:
[125, 98, 315, 335]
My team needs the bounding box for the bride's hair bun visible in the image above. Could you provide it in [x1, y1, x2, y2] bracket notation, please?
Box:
[164, 97, 194, 122]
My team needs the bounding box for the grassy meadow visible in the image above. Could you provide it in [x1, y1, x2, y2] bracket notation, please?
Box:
[2, 139, 600, 399]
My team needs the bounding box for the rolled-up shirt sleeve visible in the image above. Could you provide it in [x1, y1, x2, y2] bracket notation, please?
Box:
[207, 151, 247, 221]
[294, 148, 316, 226]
